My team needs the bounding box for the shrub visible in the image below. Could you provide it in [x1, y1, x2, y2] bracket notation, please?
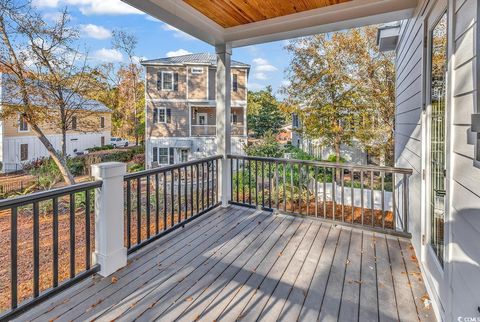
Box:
[86, 145, 114, 152]
[244, 131, 283, 158]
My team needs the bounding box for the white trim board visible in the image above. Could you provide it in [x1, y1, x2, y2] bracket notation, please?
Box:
[122, 0, 417, 47]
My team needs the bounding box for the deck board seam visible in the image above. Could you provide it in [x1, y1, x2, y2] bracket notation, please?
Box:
[385, 235, 401, 321]
[337, 226, 354, 320]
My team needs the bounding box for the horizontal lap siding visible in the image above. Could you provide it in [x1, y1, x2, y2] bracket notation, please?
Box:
[395, 6, 424, 254]
[451, 0, 480, 319]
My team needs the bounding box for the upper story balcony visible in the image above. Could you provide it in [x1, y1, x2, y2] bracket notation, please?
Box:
[0, 155, 434, 321]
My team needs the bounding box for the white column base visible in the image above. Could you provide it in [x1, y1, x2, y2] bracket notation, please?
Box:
[93, 247, 127, 277]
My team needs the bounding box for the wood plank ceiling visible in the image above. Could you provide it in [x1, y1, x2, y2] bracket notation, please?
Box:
[183, 0, 352, 28]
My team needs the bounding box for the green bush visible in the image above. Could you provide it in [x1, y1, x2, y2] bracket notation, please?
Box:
[86, 145, 114, 152]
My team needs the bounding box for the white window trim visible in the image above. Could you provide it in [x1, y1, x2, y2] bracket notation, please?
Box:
[161, 71, 174, 91]
[191, 67, 204, 74]
[155, 107, 167, 123]
[18, 114, 29, 132]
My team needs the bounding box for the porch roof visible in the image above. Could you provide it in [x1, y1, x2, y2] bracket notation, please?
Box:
[121, 0, 418, 47]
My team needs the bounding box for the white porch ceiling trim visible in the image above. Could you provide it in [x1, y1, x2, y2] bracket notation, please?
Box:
[122, 0, 418, 47]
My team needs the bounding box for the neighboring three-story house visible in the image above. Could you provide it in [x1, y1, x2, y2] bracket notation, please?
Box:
[142, 53, 249, 167]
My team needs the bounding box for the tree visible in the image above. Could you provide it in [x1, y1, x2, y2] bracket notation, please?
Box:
[247, 86, 285, 138]
[0, 0, 96, 184]
[282, 34, 357, 163]
[112, 31, 144, 145]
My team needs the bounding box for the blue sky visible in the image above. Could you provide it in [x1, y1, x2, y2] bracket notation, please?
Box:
[32, 0, 291, 96]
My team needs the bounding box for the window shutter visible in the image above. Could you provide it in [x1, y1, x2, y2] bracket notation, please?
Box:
[157, 72, 162, 90]
[169, 147, 174, 165]
[166, 109, 172, 123]
[173, 73, 179, 91]
[153, 147, 158, 162]
[153, 108, 158, 123]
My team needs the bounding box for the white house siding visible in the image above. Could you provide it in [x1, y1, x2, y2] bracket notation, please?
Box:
[1, 131, 110, 171]
[396, 0, 480, 320]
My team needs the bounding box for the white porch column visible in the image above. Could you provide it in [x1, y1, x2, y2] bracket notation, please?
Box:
[91, 162, 127, 277]
[216, 43, 232, 207]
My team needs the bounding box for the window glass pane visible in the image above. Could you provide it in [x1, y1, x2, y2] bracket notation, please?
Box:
[163, 73, 173, 90]
[429, 12, 447, 266]
[158, 109, 166, 123]
[19, 115, 28, 131]
[159, 148, 169, 164]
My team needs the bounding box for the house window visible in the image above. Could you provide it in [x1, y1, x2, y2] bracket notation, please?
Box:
[101, 136, 105, 146]
[157, 71, 178, 91]
[71, 116, 77, 130]
[231, 113, 238, 124]
[428, 11, 447, 266]
[197, 113, 208, 125]
[232, 74, 238, 92]
[158, 147, 169, 165]
[180, 149, 188, 163]
[18, 115, 28, 132]
[191, 67, 203, 74]
[100, 116, 105, 128]
[20, 144, 28, 161]
[292, 113, 300, 128]
[153, 108, 171, 123]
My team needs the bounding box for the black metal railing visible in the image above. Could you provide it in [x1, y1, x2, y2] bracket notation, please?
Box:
[228, 155, 412, 237]
[124, 155, 221, 253]
[0, 180, 102, 320]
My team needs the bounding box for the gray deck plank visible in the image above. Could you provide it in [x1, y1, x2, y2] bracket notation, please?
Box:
[376, 234, 399, 322]
[398, 238, 436, 322]
[237, 220, 316, 321]
[35, 206, 249, 322]
[215, 219, 308, 322]
[277, 224, 331, 322]
[386, 235, 419, 322]
[133, 213, 280, 321]
[338, 228, 363, 321]
[297, 226, 342, 322]
[163, 216, 292, 322]
[74, 208, 265, 322]
[358, 230, 379, 322]
[317, 227, 353, 322]
[199, 217, 302, 322]
[17, 206, 232, 322]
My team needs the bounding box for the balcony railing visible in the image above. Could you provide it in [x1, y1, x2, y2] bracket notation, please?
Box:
[228, 154, 412, 237]
[0, 181, 102, 319]
[191, 124, 245, 137]
[123, 156, 221, 253]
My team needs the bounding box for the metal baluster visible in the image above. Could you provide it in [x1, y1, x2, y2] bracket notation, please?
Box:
[230, 158, 233, 203]
[69, 194, 75, 278]
[155, 173, 159, 233]
[137, 178, 141, 243]
[323, 167, 326, 218]
[11, 206, 18, 308]
[392, 172, 396, 231]
[126, 180, 132, 247]
[351, 170, 355, 224]
[275, 161, 279, 210]
[403, 173, 409, 233]
[146, 176, 151, 239]
[255, 160, 258, 206]
[33, 201, 40, 296]
[243, 159, 246, 205]
[85, 190, 91, 270]
[360, 170, 364, 226]
[215, 159, 219, 204]
[185, 167, 188, 217]
[314, 166, 318, 217]
[283, 161, 287, 212]
[171, 170, 175, 225]
[298, 164, 302, 215]
[178, 168, 181, 222]
[371, 171, 375, 227]
[261, 161, 265, 208]
[163, 172, 167, 229]
[248, 159, 252, 205]
[196, 163, 200, 213]
[290, 163, 294, 213]
[268, 162, 272, 209]
[201, 162, 205, 210]
[381, 171, 385, 229]
[332, 168, 336, 221]
[207, 161, 210, 208]
[52, 198, 59, 287]
[190, 165, 194, 217]
[341, 168, 345, 222]
[306, 165, 310, 216]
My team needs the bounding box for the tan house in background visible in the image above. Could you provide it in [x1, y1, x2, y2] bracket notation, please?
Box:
[142, 53, 249, 166]
[0, 73, 112, 172]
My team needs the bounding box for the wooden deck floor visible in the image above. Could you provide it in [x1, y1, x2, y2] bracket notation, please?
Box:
[15, 206, 436, 322]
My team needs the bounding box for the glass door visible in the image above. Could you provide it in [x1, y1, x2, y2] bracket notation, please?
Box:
[429, 12, 447, 266]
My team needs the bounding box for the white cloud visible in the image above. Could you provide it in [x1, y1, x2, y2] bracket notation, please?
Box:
[34, 0, 143, 15]
[42, 11, 66, 22]
[162, 24, 195, 40]
[80, 24, 112, 39]
[32, 0, 59, 8]
[251, 57, 278, 80]
[165, 49, 192, 58]
[93, 48, 123, 62]
[248, 82, 265, 91]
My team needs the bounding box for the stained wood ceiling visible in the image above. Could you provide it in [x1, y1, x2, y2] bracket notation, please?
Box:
[183, 0, 352, 28]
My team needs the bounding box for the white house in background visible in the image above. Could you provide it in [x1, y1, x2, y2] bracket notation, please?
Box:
[0, 73, 112, 172]
[142, 53, 249, 167]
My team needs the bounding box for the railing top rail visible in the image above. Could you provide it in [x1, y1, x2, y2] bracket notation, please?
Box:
[0, 180, 103, 210]
[124, 155, 222, 180]
[227, 154, 413, 175]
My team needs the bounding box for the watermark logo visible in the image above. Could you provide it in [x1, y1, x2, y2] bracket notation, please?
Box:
[457, 317, 480, 322]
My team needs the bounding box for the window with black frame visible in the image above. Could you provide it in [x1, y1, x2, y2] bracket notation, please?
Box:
[429, 12, 447, 266]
